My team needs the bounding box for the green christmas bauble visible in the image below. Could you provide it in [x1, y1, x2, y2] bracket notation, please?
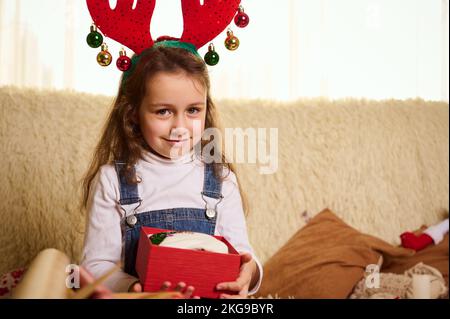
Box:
[87, 31, 103, 48]
[204, 51, 220, 66]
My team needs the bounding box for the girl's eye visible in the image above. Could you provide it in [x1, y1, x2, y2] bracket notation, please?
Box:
[156, 109, 171, 116]
[187, 107, 200, 115]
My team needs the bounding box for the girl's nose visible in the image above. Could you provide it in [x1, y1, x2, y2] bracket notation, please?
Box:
[172, 114, 187, 129]
[170, 123, 189, 140]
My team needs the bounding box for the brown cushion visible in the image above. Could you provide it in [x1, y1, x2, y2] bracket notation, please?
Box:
[383, 233, 449, 286]
[256, 209, 414, 298]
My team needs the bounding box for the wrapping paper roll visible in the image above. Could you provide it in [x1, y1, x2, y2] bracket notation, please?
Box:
[12, 248, 70, 299]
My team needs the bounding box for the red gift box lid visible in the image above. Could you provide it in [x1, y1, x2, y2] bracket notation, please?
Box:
[135, 227, 242, 299]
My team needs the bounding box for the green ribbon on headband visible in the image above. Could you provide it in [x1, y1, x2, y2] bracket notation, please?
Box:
[121, 41, 201, 86]
[154, 40, 200, 57]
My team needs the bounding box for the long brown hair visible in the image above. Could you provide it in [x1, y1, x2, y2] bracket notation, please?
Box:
[80, 46, 248, 215]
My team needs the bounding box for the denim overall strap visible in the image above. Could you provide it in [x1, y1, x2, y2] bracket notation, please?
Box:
[202, 163, 223, 200]
[114, 161, 141, 206]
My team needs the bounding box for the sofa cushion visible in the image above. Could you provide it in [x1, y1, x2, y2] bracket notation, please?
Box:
[256, 209, 414, 298]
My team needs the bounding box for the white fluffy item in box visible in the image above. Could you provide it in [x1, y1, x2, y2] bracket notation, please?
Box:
[150, 232, 229, 254]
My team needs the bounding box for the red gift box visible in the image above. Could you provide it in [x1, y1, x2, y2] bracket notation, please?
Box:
[135, 227, 242, 299]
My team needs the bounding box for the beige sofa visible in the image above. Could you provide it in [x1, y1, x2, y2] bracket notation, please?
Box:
[0, 86, 448, 283]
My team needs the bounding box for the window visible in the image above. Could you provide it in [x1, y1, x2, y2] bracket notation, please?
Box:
[0, 0, 448, 101]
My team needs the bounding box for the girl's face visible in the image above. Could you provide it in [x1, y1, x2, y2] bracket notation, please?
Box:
[138, 71, 207, 159]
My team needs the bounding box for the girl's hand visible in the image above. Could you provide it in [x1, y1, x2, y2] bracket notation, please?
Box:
[79, 267, 113, 299]
[128, 281, 143, 293]
[216, 253, 257, 299]
[160, 281, 200, 299]
[129, 281, 200, 299]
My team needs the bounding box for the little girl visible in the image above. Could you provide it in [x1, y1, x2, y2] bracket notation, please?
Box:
[80, 42, 262, 298]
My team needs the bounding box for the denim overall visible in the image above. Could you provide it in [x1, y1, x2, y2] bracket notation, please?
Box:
[114, 161, 223, 277]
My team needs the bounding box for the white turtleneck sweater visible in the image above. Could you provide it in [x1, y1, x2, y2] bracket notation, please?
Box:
[81, 150, 263, 295]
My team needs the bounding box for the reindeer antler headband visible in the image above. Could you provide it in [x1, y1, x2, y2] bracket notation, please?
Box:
[86, 0, 250, 71]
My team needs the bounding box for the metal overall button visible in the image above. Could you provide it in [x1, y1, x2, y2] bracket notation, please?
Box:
[201, 192, 223, 220]
[120, 199, 142, 228]
[126, 215, 138, 227]
[206, 208, 216, 219]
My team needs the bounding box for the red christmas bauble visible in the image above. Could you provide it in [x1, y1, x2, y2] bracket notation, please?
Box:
[235, 11, 250, 28]
[117, 53, 132, 71]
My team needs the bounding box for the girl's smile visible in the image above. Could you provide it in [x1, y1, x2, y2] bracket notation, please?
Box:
[163, 137, 191, 147]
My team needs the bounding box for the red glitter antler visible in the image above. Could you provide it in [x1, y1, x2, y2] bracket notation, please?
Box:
[86, 0, 156, 54]
[180, 0, 241, 49]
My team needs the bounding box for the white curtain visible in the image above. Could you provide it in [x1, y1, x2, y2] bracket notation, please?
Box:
[0, 0, 448, 101]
